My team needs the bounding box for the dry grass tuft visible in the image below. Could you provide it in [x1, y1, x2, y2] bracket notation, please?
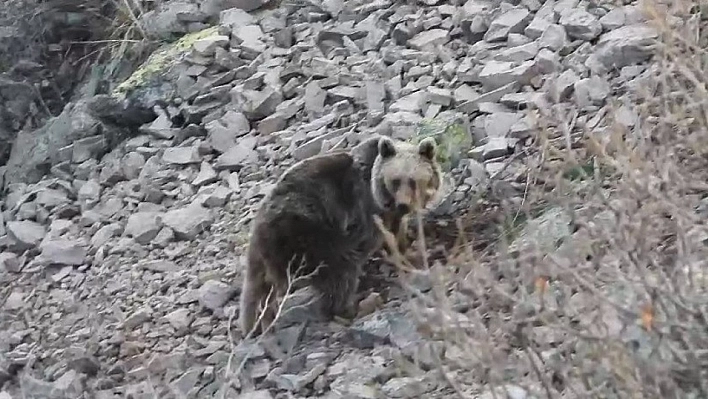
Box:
[397, 1, 708, 397]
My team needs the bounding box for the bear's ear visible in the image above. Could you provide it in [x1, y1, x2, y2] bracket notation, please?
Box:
[378, 137, 397, 158]
[418, 137, 437, 161]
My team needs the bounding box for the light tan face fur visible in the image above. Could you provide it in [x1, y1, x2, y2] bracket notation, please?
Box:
[374, 137, 441, 214]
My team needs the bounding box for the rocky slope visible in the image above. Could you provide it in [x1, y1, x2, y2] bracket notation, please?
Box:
[0, 0, 662, 397]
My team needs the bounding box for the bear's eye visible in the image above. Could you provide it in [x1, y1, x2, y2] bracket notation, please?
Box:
[409, 179, 417, 190]
[391, 178, 401, 188]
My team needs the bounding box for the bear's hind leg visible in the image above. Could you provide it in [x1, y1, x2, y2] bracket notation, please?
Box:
[313, 260, 362, 320]
[239, 255, 277, 336]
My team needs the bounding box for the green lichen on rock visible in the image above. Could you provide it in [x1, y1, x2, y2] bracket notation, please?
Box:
[113, 26, 220, 97]
[409, 112, 474, 172]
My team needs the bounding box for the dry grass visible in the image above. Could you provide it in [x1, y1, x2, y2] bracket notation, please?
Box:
[393, 1, 708, 398]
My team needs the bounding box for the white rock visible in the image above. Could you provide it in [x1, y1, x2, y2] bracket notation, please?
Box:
[485, 8, 532, 42]
[559, 9, 602, 41]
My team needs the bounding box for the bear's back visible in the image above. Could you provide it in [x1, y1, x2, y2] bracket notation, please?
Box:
[251, 149, 380, 255]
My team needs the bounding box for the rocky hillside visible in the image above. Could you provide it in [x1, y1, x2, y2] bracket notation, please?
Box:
[2, 0, 706, 398]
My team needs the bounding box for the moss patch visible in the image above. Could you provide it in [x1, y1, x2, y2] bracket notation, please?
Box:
[410, 115, 473, 172]
[112, 26, 220, 97]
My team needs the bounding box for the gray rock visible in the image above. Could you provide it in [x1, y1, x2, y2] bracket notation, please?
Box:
[408, 29, 450, 50]
[0, 252, 21, 272]
[121, 152, 146, 180]
[599, 8, 626, 31]
[39, 239, 87, 266]
[140, 1, 203, 39]
[226, 0, 272, 12]
[426, 87, 453, 106]
[497, 41, 540, 63]
[480, 385, 531, 399]
[4, 290, 25, 310]
[124, 212, 163, 245]
[206, 110, 251, 152]
[482, 137, 515, 159]
[7, 220, 46, 250]
[305, 81, 327, 114]
[193, 161, 218, 187]
[509, 206, 572, 255]
[78, 180, 102, 205]
[257, 113, 287, 135]
[535, 48, 560, 74]
[382, 377, 436, 398]
[139, 111, 179, 139]
[485, 8, 532, 42]
[574, 76, 611, 107]
[196, 185, 232, 208]
[72, 135, 107, 163]
[525, 16, 551, 39]
[123, 306, 152, 330]
[139, 259, 179, 273]
[484, 112, 524, 138]
[220, 7, 255, 29]
[585, 24, 658, 74]
[192, 35, 229, 56]
[4, 100, 105, 189]
[162, 146, 201, 165]
[390, 91, 425, 114]
[553, 69, 580, 102]
[231, 86, 283, 121]
[198, 280, 235, 311]
[559, 9, 602, 41]
[539, 24, 567, 52]
[91, 223, 122, 248]
[215, 142, 257, 170]
[35, 188, 71, 209]
[236, 390, 273, 399]
[164, 308, 192, 331]
[162, 203, 213, 240]
[478, 60, 537, 90]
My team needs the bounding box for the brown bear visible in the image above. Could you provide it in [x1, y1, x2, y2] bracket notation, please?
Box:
[238, 135, 442, 335]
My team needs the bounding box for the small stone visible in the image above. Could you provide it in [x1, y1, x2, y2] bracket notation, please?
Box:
[40, 239, 87, 266]
[0, 252, 21, 272]
[170, 369, 202, 396]
[539, 24, 567, 51]
[199, 280, 236, 311]
[408, 29, 449, 50]
[139, 259, 179, 273]
[124, 212, 163, 245]
[163, 146, 201, 165]
[162, 204, 213, 240]
[7, 220, 46, 250]
[4, 290, 25, 310]
[426, 87, 453, 106]
[478, 60, 537, 91]
[559, 9, 602, 41]
[78, 180, 101, 205]
[599, 8, 626, 31]
[215, 143, 257, 170]
[236, 390, 273, 399]
[193, 35, 230, 56]
[574, 76, 611, 107]
[484, 8, 532, 42]
[193, 162, 218, 187]
[164, 308, 193, 331]
[553, 69, 580, 102]
[123, 307, 152, 330]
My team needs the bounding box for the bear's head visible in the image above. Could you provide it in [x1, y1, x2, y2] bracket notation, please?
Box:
[371, 136, 442, 215]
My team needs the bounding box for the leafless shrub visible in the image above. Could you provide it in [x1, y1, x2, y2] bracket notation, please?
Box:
[397, 1, 708, 398]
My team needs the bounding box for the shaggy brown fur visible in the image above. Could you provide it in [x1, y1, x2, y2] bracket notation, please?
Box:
[238, 135, 442, 335]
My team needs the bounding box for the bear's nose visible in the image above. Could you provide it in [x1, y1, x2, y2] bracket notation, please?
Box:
[396, 204, 410, 214]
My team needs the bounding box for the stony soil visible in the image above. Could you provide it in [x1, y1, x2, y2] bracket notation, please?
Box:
[0, 0, 666, 398]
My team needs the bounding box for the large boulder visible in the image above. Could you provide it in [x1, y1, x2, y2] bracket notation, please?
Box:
[2, 96, 152, 191]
